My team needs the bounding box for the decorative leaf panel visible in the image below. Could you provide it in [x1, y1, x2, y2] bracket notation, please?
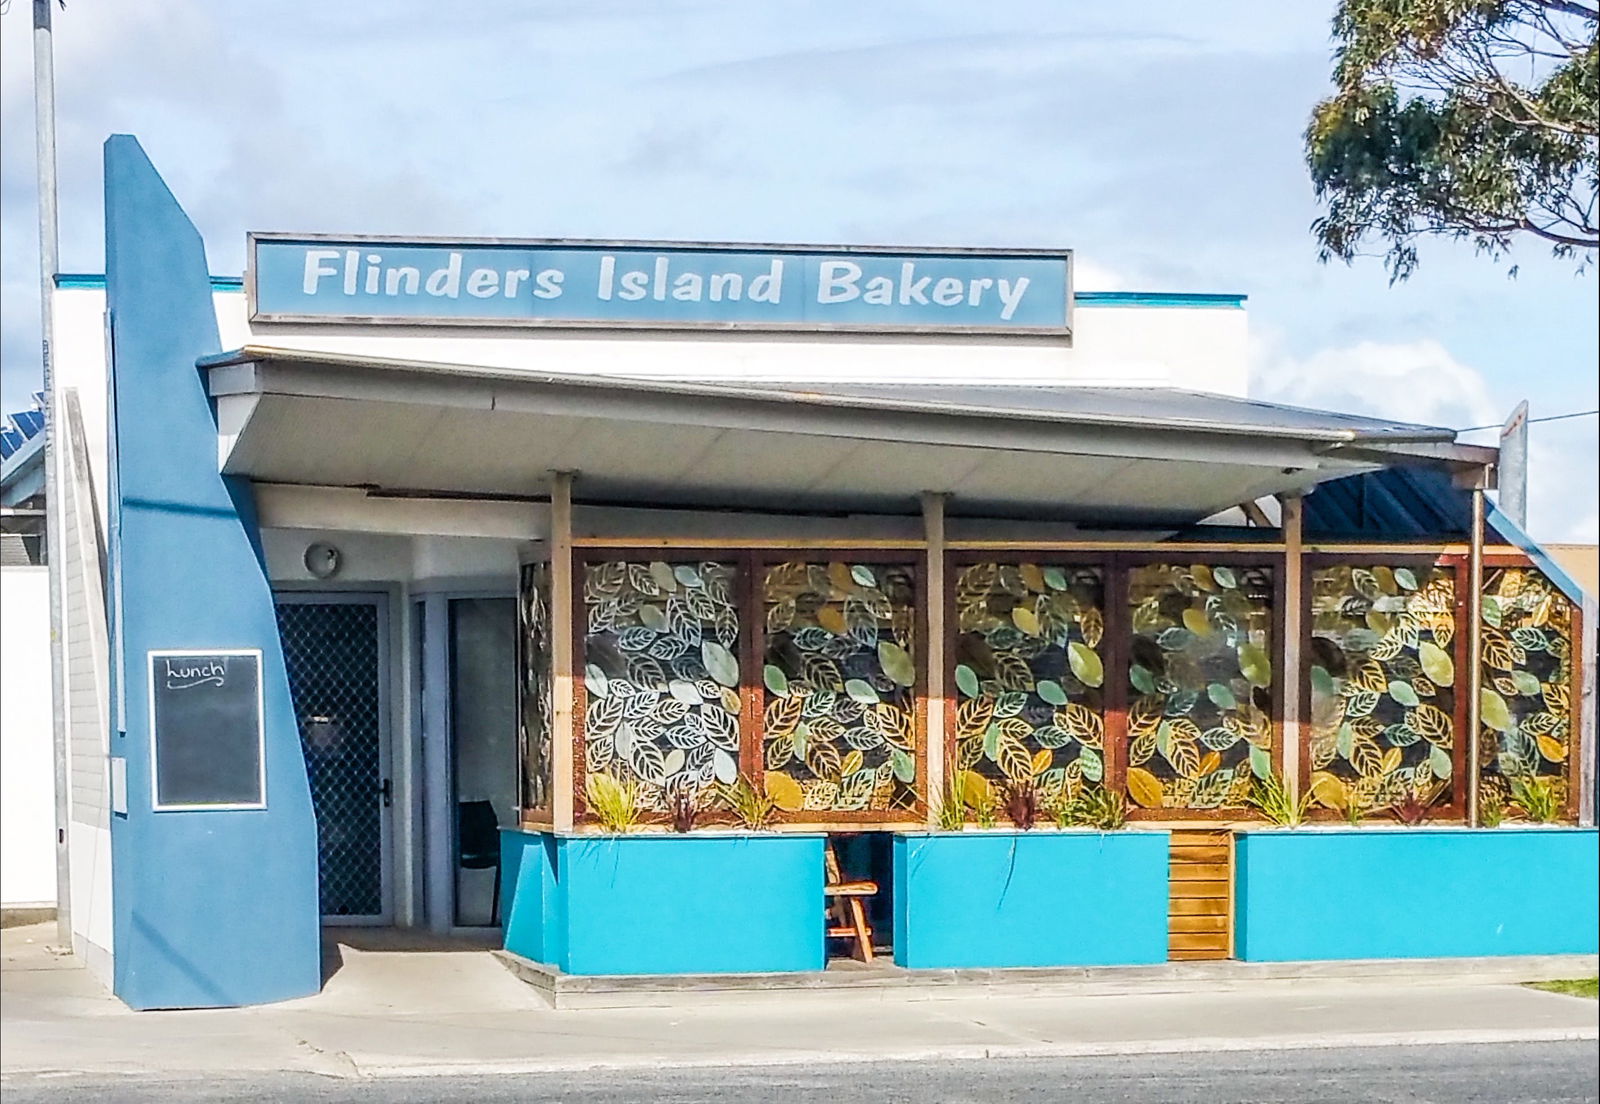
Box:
[1479, 566, 1573, 806]
[953, 563, 1106, 806]
[517, 562, 553, 812]
[581, 560, 741, 809]
[1306, 564, 1456, 812]
[1125, 563, 1274, 810]
[763, 561, 917, 814]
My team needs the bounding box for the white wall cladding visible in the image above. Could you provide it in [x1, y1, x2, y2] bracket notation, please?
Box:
[1, 567, 55, 907]
[226, 294, 1249, 395]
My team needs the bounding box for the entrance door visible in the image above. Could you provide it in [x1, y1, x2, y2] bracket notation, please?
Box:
[275, 594, 392, 924]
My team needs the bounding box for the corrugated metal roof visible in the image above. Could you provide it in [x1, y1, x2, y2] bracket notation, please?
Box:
[1303, 466, 1473, 539]
[203, 346, 1460, 447]
[725, 382, 1455, 442]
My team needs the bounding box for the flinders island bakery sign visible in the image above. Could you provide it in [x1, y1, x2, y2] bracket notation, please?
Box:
[248, 234, 1072, 335]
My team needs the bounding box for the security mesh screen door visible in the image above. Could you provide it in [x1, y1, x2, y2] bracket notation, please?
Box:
[276, 595, 391, 922]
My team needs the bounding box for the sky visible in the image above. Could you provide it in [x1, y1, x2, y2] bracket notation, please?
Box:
[1, 1, 1595, 540]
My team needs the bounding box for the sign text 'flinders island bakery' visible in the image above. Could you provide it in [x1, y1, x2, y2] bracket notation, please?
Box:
[249, 236, 1072, 335]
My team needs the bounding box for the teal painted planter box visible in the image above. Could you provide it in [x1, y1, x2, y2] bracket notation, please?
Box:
[1235, 827, 1600, 961]
[500, 829, 826, 975]
[892, 831, 1170, 969]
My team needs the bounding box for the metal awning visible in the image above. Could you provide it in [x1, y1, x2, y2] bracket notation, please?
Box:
[202, 346, 1492, 525]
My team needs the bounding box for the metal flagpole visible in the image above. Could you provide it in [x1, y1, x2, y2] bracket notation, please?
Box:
[33, 0, 73, 946]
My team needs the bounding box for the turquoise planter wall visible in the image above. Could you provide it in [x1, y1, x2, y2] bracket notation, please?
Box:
[501, 830, 825, 975]
[1235, 828, 1600, 960]
[892, 831, 1170, 969]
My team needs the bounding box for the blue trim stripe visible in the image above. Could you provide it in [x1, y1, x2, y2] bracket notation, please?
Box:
[1486, 501, 1590, 604]
[57, 273, 244, 292]
[1076, 291, 1245, 308]
[56, 273, 1242, 308]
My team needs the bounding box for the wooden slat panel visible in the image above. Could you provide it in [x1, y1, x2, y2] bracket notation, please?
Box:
[1169, 916, 1229, 933]
[1170, 879, 1230, 899]
[1168, 845, 1230, 863]
[1168, 829, 1233, 961]
[1170, 863, 1230, 881]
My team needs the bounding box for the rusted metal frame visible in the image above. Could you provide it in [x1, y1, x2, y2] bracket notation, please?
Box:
[754, 548, 928, 827]
[1117, 550, 1285, 822]
[572, 537, 925, 550]
[944, 549, 1117, 827]
[570, 544, 737, 828]
[1482, 550, 1588, 823]
[516, 555, 557, 830]
[948, 541, 1286, 553]
[1299, 549, 1469, 824]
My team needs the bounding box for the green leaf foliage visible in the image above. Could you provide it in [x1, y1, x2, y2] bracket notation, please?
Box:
[1306, 1, 1597, 280]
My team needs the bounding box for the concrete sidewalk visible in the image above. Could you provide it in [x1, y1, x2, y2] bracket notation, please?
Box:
[3, 923, 1596, 1083]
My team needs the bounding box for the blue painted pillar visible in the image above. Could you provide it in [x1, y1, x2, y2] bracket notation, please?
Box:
[104, 135, 321, 1008]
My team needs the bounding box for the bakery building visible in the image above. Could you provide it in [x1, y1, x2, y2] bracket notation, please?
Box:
[44, 136, 1595, 1010]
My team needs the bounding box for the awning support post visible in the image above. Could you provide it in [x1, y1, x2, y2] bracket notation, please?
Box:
[549, 471, 577, 833]
[921, 492, 948, 823]
[1278, 493, 1304, 806]
[1466, 479, 1487, 827]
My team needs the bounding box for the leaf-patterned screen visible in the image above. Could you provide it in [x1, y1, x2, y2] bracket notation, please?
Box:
[953, 563, 1106, 807]
[1306, 564, 1457, 811]
[1125, 563, 1274, 811]
[1480, 565, 1574, 808]
[762, 561, 918, 815]
[581, 560, 742, 809]
[517, 562, 553, 812]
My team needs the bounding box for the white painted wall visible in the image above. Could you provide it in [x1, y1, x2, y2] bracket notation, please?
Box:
[1, 567, 57, 908]
[228, 294, 1249, 394]
[68, 821, 114, 986]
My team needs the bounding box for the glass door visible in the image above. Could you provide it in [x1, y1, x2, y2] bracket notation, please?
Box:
[448, 597, 517, 927]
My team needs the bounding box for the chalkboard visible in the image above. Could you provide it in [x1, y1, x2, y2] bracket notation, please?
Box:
[149, 650, 265, 810]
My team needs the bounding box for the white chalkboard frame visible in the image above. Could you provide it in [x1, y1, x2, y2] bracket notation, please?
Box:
[148, 648, 268, 812]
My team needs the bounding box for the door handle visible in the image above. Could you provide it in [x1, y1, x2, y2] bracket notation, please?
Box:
[378, 778, 393, 808]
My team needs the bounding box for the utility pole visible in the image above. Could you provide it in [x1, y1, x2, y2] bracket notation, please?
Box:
[34, 0, 72, 947]
[1499, 401, 1529, 530]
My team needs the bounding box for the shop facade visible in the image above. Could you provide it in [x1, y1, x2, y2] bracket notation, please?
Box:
[51, 136, 1596, 1010]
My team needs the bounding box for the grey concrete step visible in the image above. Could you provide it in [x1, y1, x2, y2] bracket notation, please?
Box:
[493, 948, 1600, 1010]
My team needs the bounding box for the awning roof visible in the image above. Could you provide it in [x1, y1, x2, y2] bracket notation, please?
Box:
[203, 345, 1491, 525]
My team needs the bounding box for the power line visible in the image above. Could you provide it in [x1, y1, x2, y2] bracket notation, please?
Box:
[1457, 409, 1599, 432]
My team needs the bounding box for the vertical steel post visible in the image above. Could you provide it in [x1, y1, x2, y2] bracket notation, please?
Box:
[920, 492, 948, 823]
[34, 0, 72, 946]
[1466, 483, 1486, 827]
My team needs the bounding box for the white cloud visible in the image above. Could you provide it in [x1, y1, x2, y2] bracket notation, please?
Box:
[1250, 330, 1599, 545]
[1249, 331, 1499, 430]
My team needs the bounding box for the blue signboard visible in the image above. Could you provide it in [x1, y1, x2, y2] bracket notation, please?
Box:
[248, 236, 1072, 335]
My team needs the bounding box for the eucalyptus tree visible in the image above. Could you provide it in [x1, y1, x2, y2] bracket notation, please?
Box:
[1306, 0, 1598, 279]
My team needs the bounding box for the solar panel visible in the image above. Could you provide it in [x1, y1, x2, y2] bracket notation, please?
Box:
[10, 409, 44, 439]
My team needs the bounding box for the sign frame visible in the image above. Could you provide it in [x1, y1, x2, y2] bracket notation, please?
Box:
[147, 648, 267, 813]
[246, 232, 1074, 337]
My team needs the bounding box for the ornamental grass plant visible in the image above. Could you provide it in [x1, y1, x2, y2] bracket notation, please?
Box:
[1248, 770, 1312, 827]
[586, 772, 642, 833]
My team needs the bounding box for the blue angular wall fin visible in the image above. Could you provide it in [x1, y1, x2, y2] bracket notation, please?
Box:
[103, 134, 321, 1009]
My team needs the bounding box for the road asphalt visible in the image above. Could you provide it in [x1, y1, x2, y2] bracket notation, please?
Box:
[2, 1042, 1598, 1103]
